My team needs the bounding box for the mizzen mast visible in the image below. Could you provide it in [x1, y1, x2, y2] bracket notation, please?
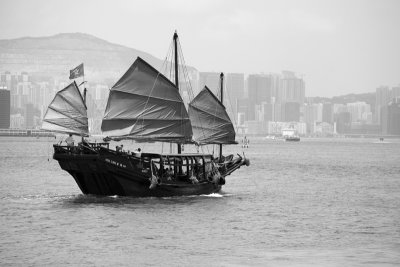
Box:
[219, 72, 224, 162]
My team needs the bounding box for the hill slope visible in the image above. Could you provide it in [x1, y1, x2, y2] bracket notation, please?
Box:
[0, 33, 167, 82]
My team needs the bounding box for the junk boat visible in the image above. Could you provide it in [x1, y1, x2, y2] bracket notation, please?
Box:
[42, 32, 249, 197]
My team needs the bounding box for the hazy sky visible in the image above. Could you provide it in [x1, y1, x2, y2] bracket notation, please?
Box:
[0, 0, 399, 97]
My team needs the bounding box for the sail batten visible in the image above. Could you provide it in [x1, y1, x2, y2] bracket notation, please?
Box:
[47, 106, 87, 125]
[189, 86, 237, 145]
[41, 81, 89, 136]
[111, 89, 185, 103]
[101, 57, 193, 143]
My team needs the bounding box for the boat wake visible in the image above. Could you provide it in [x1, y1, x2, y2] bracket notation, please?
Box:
[200, 193, 224, 198]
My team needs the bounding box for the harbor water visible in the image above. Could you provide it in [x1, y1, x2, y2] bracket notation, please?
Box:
[0, 137, 399, 266]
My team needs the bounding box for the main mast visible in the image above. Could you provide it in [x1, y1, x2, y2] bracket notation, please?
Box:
[219, 72, 224, 161]
[173, 31, 182, 154]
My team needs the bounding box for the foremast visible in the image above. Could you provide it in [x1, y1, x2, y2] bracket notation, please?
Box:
[173, 31, 182, 154]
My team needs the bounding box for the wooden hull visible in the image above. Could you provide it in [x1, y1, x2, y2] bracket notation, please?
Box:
[53, 150, 226, 197]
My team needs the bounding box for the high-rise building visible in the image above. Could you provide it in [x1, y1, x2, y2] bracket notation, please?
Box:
[333, 103, 347, 114]
[279, 71, 305, 104]
[225, 73, 244, 120]
[392, 86, 400, 101]
[303, 103, 315, 123]
[25, 103, 35, 128]
[237, 98, 250, 121]
[226, 73, 244, 102]
[381, 99, 400, 135]
[334, 112, 351, 134]
[0, 88, 11, 128]
[198, 72, 220, 95]
[261, 102, 274, 122]
[247, 74, 278, 120]
[283, 102, 300, 122]
[347, 102, 371, 122]
[375, 86, 390, 124]
[274, 102, 282, 122]
[322, 103, 333, 123]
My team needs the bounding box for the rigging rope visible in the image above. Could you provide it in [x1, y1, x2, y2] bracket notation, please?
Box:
[135, 40, 173, 144]
[177, 38, 210, 155]
[224, 75, 239, 132]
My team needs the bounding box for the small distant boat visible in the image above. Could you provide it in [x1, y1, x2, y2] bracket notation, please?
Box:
[282, 127, 300, 142]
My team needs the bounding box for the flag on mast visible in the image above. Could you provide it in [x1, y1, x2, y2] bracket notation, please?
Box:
[69, 63, 84, 79]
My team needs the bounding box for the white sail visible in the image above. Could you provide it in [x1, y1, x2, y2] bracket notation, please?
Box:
[41, 81, 89, 136]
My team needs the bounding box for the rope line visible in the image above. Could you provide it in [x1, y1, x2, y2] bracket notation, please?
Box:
[177, 38, 209, 154]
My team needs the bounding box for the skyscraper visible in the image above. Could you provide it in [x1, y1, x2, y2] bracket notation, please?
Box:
[392, 86, 400, 100]
[375, 86, 390, 124]
[334, 112, 351, 134]
[198, 72, 220, 95]
[347, 102, 371, 122]
[0, 88, 11, 128]
[322, 103, 333, 123]
[284, 102, 300, 122]
[25, 103, 35, 128]
[381, 99, 400, 135]
[226, 73, 244, 120]
[279, 71, 305, 104]
[247, 74, 276, 120]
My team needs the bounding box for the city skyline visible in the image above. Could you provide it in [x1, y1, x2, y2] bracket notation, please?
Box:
[1, 0, 399, 97]
[1, 68, 399, 136]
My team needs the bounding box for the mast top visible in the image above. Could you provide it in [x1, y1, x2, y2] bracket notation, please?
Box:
[173, 31, 178, 40]
[220, 72, 224, 78]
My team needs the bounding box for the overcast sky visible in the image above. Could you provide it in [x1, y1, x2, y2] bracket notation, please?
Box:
[0, 0, 399, 97]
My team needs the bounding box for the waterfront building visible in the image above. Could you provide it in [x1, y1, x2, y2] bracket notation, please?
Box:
[314, 122, 334, 136]
[24, 103, 35, 128]
[334, 112, 351, 134]
[244, 120, 264, 135]
[10, 114, 24, 129]
[381, 99, 400, 135]
[0, 88, 11, 128]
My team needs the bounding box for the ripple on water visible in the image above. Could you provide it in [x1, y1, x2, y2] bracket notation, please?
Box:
[0, 138, 400, 266]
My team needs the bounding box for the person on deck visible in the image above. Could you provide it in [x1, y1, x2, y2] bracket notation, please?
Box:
[133, 148, 142, 157]
[116, 144, 124, 154]
[166, 167, 173, 181]
[65, 134, 74, 147]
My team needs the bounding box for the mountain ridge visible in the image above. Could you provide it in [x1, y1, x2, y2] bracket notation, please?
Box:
[0, 32, 173, 83]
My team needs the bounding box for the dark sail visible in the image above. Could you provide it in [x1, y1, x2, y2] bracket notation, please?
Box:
[188, 86, 237, 145]
[101, 57, 193, 143]
[41, 81, 89, 136]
